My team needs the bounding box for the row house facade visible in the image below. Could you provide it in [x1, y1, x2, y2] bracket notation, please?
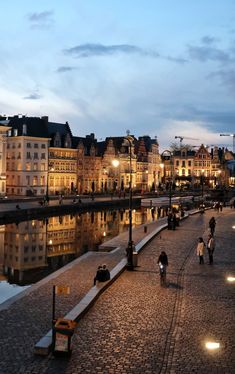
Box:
[5, 116, 50, 196]
[1, 115, 234, 196]
[164, 144, 234, 189]
[2, 116, 162, 196]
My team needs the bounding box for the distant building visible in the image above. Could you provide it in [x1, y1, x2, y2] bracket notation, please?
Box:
[6, 116, 50, 196]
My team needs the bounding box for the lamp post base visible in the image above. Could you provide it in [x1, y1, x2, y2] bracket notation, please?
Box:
[126, 241, 134, 271]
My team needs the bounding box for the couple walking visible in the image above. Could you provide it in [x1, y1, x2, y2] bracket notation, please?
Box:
[196, 234, 215, 265]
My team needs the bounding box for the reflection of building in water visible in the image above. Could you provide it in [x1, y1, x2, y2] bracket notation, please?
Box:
[3, 220, 47, 283]
[0, 225, 7, 280]
[2, 207, 157, 286]
[75, 210, 125, 252]
[46, 215, 76, 268]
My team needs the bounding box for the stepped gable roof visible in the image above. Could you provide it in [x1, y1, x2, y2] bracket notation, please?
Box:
[96, 137, 125, 158]
[8, 116, 50, 138]
[105, 136, 126, 151]
[73, 134, 98, 155]
[137, 136, 158, 152]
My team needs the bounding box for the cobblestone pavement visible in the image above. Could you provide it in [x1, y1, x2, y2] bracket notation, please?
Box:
[1, 209, 235, 373]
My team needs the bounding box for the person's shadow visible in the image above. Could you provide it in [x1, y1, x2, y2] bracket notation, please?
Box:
[167, 282, 183, 289]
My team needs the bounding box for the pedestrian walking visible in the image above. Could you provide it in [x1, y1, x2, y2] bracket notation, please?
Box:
[209, 216, 216, 236]
[207, 233, 215, 264]
[196, 237, 205, 264]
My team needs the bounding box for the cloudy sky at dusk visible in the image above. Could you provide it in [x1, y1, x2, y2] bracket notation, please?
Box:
[1, 0, 235, 150]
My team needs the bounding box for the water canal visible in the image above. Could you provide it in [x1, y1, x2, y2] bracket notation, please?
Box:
[0, 206, 163, 304]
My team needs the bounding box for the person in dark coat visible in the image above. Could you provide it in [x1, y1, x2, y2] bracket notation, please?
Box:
[94, 266, 103, 285]
[167, 213, 173, 230]
[209, 217, 216, 236]
[207, 233, 215, 264]
[158, 251, 168, 266]
[102, 264, 110, 281]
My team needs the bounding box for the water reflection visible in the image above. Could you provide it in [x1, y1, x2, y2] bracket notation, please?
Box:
[0, 206, 162, 287]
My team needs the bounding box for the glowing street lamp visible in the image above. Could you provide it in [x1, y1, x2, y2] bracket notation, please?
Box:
[205, 341, 220, 350]
[226, 276, 235, 283]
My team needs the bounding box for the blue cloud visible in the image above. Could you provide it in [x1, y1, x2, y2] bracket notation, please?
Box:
[56, 66, 77, 73]
[64, 43, 159, 58]
[187, 44, 230, 63]
[27, 10, 54, 29]
[23, 93, 41, 100]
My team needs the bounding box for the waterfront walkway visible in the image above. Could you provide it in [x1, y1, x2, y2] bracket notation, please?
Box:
[0, 207, 235, 373]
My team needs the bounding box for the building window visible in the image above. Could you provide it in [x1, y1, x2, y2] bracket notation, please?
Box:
[33, 176, 38, 186]
[26, 163, 31, 171]
[176, 160, 179, 166]
[188, 160, 191, 167]
[34, 144, 38, 148]
[27, 143, 31, 148]
[182, 161, 185, 167]
[34, 153, 38, 159]
[33, 163, 38, 170]
[41, 153, 46, 159]
[41, 144, 46, 149]
[26, 152, 31, 159]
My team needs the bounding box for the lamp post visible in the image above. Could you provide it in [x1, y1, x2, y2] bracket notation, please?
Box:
[161, 150, 173, 210]
[125, 134, 134, 270]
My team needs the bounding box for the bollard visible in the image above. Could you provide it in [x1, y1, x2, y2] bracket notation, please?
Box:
[144, 225, 147, 233]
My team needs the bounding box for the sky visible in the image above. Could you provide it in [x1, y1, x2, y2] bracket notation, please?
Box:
[1, 0, 235, 150]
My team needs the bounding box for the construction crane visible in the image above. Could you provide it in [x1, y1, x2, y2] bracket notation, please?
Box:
[175, 136, 199, 145]
[220, 134, 235, 153]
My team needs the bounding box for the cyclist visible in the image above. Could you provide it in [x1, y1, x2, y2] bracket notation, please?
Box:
[157, 251, 168, 286]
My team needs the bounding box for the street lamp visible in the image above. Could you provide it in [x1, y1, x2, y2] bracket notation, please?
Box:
[125, 133, 134, 270]
[161, 150, 173, 210]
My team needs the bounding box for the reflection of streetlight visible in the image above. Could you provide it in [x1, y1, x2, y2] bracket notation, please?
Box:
[161, 150, 173, 210]
[46, 167, 54, 198]
[125, 133, 134, 270]
[201, 169, 205, 200]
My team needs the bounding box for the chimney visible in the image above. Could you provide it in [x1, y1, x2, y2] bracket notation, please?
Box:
[41, 116, 49, 124]
[22, 124, 27, 135]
